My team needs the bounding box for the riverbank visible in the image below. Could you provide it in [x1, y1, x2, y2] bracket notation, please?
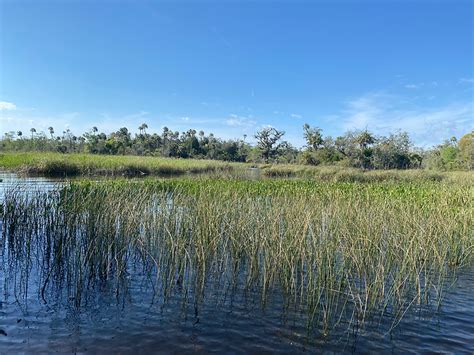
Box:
[0, 152, 472, 184]
[0, 152, 245, 177]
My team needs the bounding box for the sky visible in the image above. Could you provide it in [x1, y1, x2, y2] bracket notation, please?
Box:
[0, 0, 473, 148]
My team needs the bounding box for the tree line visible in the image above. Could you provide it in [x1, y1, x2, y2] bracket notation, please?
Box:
[1, 124, 473, 170]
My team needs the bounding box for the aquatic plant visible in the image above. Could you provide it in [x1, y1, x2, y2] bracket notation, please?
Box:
[2, 152, 473, 184]
[1, 179, 473, 336]
[0, 152, 241, 177]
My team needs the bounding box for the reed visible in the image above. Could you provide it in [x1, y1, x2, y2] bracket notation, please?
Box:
[2, 178, 473, 336]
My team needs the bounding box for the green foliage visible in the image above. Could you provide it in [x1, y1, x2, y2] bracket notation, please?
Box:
[1, 123, 472, 171]
[458, 131, 474, 169]
[372, 131, 412, 169]
[299, 150, 321, 166]
[423, 136, 471, 171]
[254, 127, 286, 162]
[1, 124, 252, 163]
[303, 123, 323, 150]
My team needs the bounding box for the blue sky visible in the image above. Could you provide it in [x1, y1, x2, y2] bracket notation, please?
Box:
[0, 0, 473, 147]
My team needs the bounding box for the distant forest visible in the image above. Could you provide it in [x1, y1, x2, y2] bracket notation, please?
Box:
[1, 124, 473, 170]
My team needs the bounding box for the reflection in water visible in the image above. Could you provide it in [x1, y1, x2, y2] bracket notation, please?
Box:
[0, 172, 62, 201]
[0, 174, 473, 353]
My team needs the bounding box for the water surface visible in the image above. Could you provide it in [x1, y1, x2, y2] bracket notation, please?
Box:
[1, 173, 473, 353]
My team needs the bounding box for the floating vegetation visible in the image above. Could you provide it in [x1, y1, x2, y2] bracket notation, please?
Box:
[1, 179, 473, 337]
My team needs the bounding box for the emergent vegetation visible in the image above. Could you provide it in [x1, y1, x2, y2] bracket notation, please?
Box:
[2, 179, 473, 335]
[0, 152, 242, 177]
[2, 152, 474, 183]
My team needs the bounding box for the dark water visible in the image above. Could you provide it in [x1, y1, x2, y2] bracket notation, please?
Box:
[1, 173, 473, 353]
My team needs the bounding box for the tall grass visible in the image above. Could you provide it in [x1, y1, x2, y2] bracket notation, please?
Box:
[2, 179, 473, 335]
[261, 164, 474, 185]
[1, 152, 473, 185]
[0, 152, 243, 177]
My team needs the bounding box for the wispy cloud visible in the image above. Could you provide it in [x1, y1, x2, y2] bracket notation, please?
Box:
[341, 92, 473, 147]
[405, 84, 422, 89]
[226, 114, 257, 127]
[291, 113, 302, 119]
[404, 81, 439, 90]
[459, 78, 474, 84]
[0, 101, 17, 110]
[200, 101, 220, 107]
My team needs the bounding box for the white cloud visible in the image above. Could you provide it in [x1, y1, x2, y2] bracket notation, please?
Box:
[0, 101, 16, 110]
[341, 92, 473, 147]
[226, 114, 257, 127]
[291, 113, 302, 119]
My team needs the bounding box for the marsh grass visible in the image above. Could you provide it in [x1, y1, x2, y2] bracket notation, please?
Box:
[2, 152, 473, 185]
[261, 164, 474, 185]
[0, 152, 242, 177]
[2, 179, 473, 336]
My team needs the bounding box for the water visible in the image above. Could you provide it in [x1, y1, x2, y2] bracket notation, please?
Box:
[0, 172, 62, 202]
[1, 173, 473, 353]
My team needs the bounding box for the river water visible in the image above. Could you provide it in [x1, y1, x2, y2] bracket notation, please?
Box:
[1, 172, 473, 353]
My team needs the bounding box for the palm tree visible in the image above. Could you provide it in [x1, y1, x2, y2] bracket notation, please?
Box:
[30, 127, 36, 139]
[355, 130, 376, 169]
[17, 131, 23, 139]
[48, 126, 55, 139]
[303, 123, 323, 151]
[139, 123, 148, 135]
